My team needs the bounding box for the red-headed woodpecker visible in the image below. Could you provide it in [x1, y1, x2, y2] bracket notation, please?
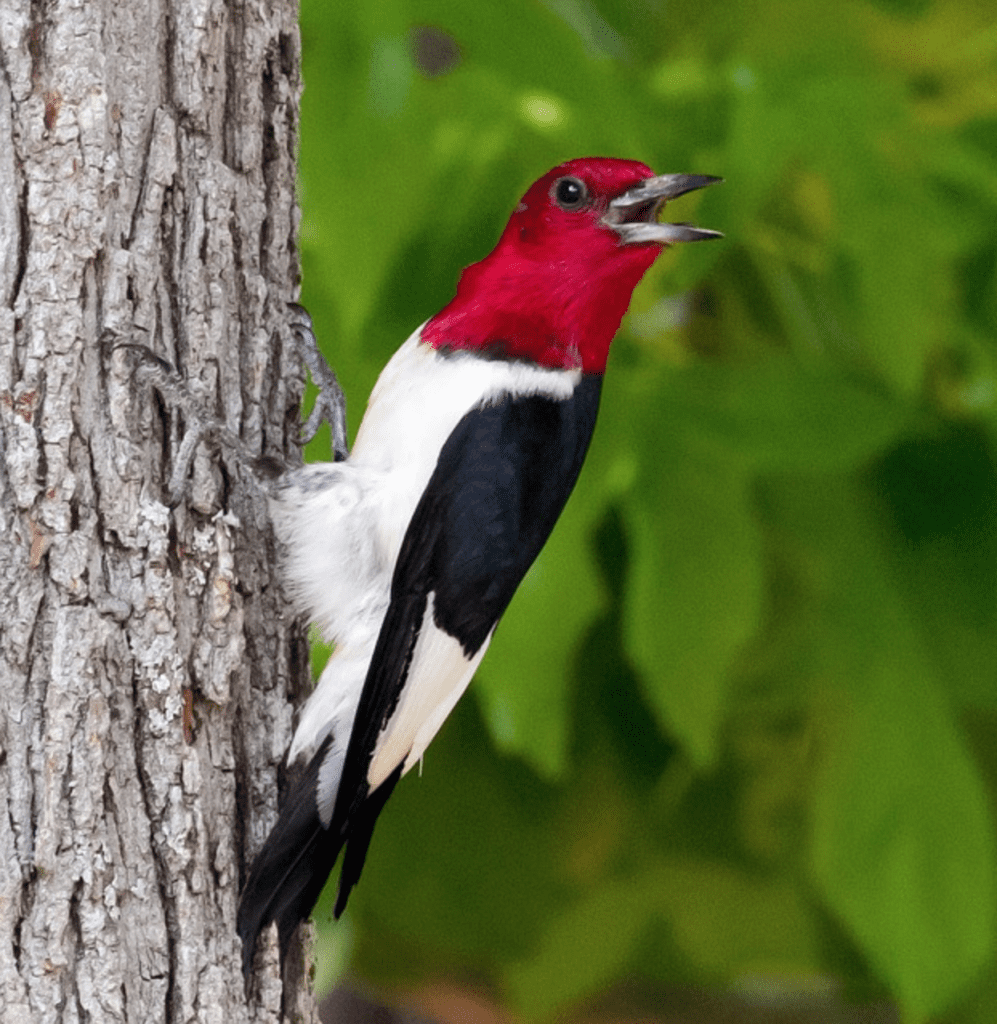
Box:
[237, 158, 722, 973]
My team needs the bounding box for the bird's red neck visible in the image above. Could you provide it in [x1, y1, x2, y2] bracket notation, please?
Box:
[422, 193, 661, 375]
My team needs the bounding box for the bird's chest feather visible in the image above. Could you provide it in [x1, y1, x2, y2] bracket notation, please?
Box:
[350, 326, 581, 566]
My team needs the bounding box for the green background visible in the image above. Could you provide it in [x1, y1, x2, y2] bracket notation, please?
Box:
[295, 0, 997, 1019]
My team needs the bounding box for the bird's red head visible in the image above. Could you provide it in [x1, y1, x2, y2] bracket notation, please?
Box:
[422, 157, 722, 374]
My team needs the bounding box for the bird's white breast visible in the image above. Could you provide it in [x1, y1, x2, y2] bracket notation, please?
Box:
[349, 325, 580, 564]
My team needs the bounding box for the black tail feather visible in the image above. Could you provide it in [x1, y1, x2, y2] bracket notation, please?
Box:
[237, 736, 341, 977]
[237, 741, 405, 976]
[334, 763, 403, 918]
[273, 824, 346, 966]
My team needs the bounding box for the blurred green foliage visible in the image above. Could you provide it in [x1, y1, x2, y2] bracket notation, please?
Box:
[295, 0, 997, 1019]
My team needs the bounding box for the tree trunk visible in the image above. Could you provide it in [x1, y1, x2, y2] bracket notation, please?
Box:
[0, 1, 316, 1020]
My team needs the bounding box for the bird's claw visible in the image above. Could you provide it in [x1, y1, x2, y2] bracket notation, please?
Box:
[112, 337, 253, 507]
[288, 304, 349, 461]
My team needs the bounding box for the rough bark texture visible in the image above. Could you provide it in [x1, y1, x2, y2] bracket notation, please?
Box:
[0, 1, 317, 1020]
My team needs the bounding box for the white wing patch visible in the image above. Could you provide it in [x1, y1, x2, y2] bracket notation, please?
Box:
[366, 592, 492, 789]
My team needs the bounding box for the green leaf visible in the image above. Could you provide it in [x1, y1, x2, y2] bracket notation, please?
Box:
[874, 424, 997, 710]
[618, 374, 764, 765]
[666, 358, 908, 473]
[813, 679, 996, 1020]
[770, 476, 997, 1020]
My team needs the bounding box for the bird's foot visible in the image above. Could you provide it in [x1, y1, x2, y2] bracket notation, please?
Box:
[111, 305, 347, 505]
[288, 304, 349, 461]
[112, 336, 257, 507]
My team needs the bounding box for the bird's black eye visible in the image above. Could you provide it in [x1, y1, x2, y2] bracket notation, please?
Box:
[552, 176, 588, 210]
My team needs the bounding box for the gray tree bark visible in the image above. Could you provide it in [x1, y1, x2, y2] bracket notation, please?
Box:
[0, 1, 317, 1021]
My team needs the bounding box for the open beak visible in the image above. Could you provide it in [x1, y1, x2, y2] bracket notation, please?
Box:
[602, 173, 724, 246]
